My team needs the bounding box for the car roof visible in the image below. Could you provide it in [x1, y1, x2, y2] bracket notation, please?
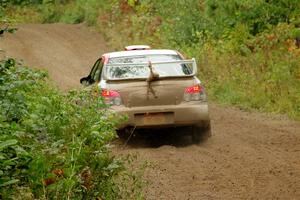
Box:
[103, 49, 178, 58]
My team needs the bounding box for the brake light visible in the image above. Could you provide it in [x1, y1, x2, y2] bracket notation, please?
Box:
[185, 85, 202, 93]
[101, 89, 122, 105]
[183, 84, 206, 102]
[101, 89, 120, 97]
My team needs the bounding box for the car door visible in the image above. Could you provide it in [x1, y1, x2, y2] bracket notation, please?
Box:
[81, 58, 104, 85]
[90, 58, 104, 83]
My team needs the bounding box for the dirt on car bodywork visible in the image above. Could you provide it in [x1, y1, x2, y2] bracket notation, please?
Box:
[107, 77, 197, 107]
[108, 76, 210, 134]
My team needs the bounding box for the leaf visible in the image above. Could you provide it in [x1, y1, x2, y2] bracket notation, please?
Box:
[0, 179, 19, 187]
[0, 153, 5, 160]
[42, 177, 56, 186]
[127, 0, 136, 7]
[0, 139, 18, 150]
[7, 28, 18, 34]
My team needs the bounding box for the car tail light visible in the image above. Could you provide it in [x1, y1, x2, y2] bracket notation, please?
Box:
[183, 84, 207, 102]
[101, 89, 122, 106]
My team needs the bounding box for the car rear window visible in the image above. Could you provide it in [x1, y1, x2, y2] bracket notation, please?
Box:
[105, 55, 195, 80]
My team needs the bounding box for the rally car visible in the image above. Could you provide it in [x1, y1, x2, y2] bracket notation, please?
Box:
[80, 45, 211, 142]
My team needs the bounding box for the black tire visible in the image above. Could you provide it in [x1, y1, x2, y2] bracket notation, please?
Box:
[116, 128, 131, 140]
[192, 122, 212, 143]
[117, 127, 137, 141]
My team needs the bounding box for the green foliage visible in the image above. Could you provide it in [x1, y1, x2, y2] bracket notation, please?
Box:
[60, 0, 103, 25]
[201, 24, 300, 118]
[0, 58, 144, 199]
[2, 0, 300, 120]
[96, 0, 300, 119]
[27, 0, 110, 25]
[205, 0, 300, 36]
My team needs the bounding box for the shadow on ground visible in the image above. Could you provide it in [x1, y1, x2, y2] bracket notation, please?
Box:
[117, 127, 205, 148]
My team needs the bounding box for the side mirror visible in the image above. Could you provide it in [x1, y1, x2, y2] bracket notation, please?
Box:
[80, 76, 91, 86]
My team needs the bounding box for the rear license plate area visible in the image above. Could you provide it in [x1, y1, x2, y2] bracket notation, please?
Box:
[134, 112, 174, 126]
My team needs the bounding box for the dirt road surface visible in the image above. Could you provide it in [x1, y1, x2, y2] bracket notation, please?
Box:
[0, 23, 109, 90]
[1, 24, 300, 200]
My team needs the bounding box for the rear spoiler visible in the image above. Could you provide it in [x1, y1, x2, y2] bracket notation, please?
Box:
[103, 58, 197, 81]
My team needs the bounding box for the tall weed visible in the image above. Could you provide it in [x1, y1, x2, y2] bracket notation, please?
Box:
[0, 58, 144, 199]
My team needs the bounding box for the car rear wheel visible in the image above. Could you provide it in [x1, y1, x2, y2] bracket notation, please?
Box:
[117, 127, 136, 140]
[117, 128, 131, 140]
[192, 122, 212, 143]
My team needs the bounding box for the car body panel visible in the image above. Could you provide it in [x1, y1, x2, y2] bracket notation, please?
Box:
[104, 77, 199, 107]
[111, 102, 209, 129]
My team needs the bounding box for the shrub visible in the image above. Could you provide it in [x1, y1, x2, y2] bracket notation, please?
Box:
[0, 58, 143, 199]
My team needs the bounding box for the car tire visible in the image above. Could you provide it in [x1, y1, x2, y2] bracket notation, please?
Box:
[117, 128, 131, 140]
[117, 127, 136, 140]
[192, 122, 212, 144]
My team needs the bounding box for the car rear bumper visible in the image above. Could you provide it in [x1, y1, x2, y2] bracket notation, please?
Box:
[111, 102, 210, 129]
